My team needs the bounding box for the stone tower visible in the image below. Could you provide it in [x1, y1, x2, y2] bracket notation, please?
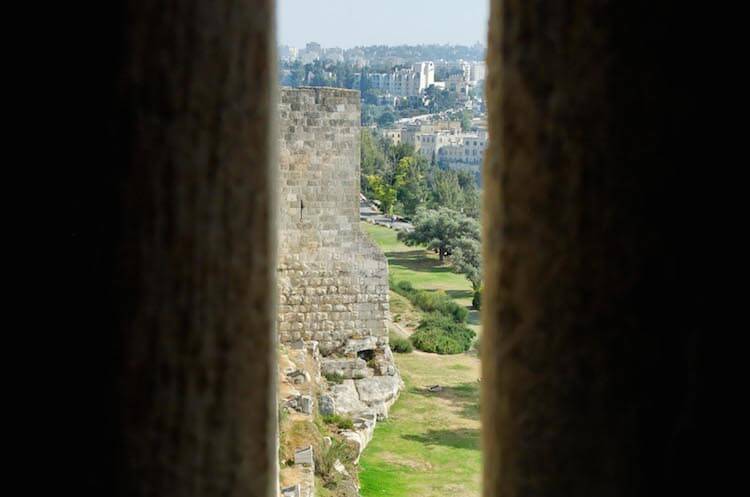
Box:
[277, 87, 397, 384]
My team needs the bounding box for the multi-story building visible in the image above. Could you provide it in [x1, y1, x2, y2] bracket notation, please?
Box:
[359, 62, 435, 98]
[470, 62, 486, 82]
[394, 120, 488, 164]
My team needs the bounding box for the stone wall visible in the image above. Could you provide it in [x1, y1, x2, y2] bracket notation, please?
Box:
[277, 87, 389, 356]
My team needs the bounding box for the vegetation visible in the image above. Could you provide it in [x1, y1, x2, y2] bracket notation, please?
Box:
[359, 352, 481, 497]
[315, 438, 357, 483]
[324, 372, 344, 384]
[391, 280, 468, 323]
[361, 130, 480, 219]
[398, 207, 479, 261]
[360, 222, 481, 496]
[322, 414, 355, 430]
[389, 333, 414, 353]
[410, 313, 476, 354]
[449, 237, 482, 309]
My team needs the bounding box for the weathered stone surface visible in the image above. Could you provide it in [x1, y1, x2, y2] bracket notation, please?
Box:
[330, 380, 368, 416]
[355, 376, 402, 420]
[294, 446, 314, 467]
[276, 88, 390, 352]
[298, 395, 313, 415]
[343, 336, 378, 355]
[318, 394, 335, 416]
[287, 369, 310, 385]
[321, 358, 369, 379]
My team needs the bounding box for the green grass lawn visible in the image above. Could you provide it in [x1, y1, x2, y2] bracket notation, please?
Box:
[359, 352, 481, 497]
[359, 222, 482, 497]
[361, 222, 474, 300]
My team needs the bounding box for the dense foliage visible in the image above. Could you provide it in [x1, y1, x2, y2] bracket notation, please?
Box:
[389, 333, 414, 353]
[398, 207, 480, 261]
[410, 313, 476, 354]
[450, 237, 482, 309]
[361, 129, 481, 218]
[391, 280, 468, 323]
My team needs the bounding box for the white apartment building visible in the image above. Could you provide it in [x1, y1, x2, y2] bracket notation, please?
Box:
[360, 62, 435, 98]
[438, 128, 489, 165]
[470, 62, 486, 82]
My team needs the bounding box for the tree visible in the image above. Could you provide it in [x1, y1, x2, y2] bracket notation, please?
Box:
[398, 207, 479, 261]
[367, 174, 398, 215]
[361, 129, 386, 194]
[456, 170, 481, 219]
[430, 170, 463, 211]
[451, 237, 482, 308]
[376, 111, 396, 128]
[394, 156, 428, 216]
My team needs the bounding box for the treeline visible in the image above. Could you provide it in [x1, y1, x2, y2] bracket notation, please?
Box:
[360, 129, 480, 220]
[353, 44, 485, 63]
[280, 60, 357, 88]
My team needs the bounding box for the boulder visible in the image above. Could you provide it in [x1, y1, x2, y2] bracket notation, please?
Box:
[330, 380, 367, 416]
[294, 446, 314, 467]
[298, 395, 313, 414]
[354, 375, 402, 420]
[318, 394, 335, 416]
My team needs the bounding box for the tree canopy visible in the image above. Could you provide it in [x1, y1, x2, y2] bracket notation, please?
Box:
[397, 207, 479, 261]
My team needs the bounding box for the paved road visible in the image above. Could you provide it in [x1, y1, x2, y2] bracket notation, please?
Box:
[359, 200, 413, 232]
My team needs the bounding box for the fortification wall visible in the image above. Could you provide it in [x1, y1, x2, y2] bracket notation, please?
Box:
[277, 87, 389, 355]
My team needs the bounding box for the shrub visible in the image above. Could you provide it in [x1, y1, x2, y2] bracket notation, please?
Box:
[410, 313, 476, 354]
[390, 336, 413, 353]
[391, 280, 468, 322]
[324, 372, 344, 384]
[322, 414, 354, 430]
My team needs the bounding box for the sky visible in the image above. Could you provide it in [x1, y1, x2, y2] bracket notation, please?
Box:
[277, 0, 489, 48]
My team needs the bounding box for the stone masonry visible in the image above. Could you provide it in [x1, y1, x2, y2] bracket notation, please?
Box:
[277, 87, 390, 357]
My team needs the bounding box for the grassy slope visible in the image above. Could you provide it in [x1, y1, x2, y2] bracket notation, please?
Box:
[360, 222, 481, 497]
[361, 222, 481, 334]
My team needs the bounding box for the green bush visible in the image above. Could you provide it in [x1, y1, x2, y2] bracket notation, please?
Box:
[390, 336, 413, 353]
[392, 280, 468, 322]
[322, 414, 354, 430]
[324, 372, 344, 384]
[410, 313, 476, 354]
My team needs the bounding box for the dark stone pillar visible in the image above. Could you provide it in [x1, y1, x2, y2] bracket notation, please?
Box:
[61, 2, 277, 496]
[482, 1, 704, 496]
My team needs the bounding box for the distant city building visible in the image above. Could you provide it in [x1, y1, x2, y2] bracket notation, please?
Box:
[380, 120, 488, 166]
[470, 62, 486, 82]
[324, 47, 344, 63]
[358, 62, 435, 98]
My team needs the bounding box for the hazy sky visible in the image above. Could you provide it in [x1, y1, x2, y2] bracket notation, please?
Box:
[277, 0, 489, 48]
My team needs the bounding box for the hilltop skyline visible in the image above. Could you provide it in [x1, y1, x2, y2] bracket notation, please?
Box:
[277, 0, 489, 49]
